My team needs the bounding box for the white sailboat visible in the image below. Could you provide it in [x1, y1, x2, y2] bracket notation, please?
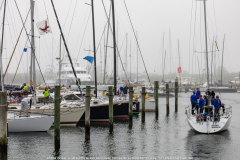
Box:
[185, 0, 232, 133]
[7, 112, 54, 132]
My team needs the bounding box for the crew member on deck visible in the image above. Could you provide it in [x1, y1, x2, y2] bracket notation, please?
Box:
[198, 95, 205, 121]
[214, 95, 221, 120]
[196, 88, 201, 103]
[43, 87, 50, 105]
[190, 92, 197, 115]
[22, 83, 28, 90]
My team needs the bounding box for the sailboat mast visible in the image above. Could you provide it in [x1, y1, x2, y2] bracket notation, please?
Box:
[111, 0, 117, 95]
[130, 40, 131, 81]
[137, 33, 138, 83]
[51, 0, 81, 91]
[0, 0, 6, 91]
[211, 37, 214, 87]
[30, 0, 36, 104]
[203, 0, 209, 90]
[91, 0, 97, 97]
[59, 34, 61, 85]
[221, 35, 225, 87]
[178, 40, 181, 88]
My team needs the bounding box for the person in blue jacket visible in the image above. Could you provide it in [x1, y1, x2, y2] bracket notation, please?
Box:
[214, 95, 221, 118]
[198, 95, 205, 121]
[196, 88, 201, 102]
[190, 92, 197, 115]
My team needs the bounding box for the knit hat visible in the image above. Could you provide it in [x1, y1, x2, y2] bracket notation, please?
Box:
[199, 95, 202, 98]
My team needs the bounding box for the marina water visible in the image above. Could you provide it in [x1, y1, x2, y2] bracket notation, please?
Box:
[7, 93, 240, 159]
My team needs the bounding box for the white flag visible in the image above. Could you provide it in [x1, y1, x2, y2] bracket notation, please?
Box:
[36, 18, 52, 35]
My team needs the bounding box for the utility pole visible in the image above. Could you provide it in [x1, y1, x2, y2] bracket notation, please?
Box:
[111, 0, 117, 95]
[0, 0, 6, 91]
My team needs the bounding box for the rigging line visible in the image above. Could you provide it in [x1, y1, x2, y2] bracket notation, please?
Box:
[0, 0, 3, 11]
[42, 0, 48, 17]
[14, 0, 46, 86]
[12, 36, 28, 84]
[101, 0, 128, 81]
[50, 0, 81, 89]
[212, 0, 218, 36]
[122, 0, 152, 87]
[4, 7, 31, 77]
[188, 0, 194, 79]
[6, 1, 26, 82]
[73, 7, 90, 54]
[76, 10, 91, 61]
[66, 0, 78, 43]
[61, 0, 74, 58]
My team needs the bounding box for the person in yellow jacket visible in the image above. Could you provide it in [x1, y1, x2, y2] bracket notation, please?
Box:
[22, 83, 28, 90]
[43, 87, 50, 105]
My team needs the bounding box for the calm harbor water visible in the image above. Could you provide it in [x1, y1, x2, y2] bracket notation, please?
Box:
[7, 93, 240, 159]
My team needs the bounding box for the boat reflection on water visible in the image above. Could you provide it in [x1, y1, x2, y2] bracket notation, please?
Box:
[185, 130, 232, 159]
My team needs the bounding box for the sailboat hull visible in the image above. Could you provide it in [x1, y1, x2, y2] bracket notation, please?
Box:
[186, 115, 232, 133]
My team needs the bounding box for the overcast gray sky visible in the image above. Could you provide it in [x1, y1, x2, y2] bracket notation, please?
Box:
[1, 0, 240, 83]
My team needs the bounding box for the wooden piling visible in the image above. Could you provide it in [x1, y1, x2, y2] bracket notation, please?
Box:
[85, 86, 91, 140]
[141, 87, 145, 123]
[129, 87, 133, 127]
[166, 84, 169, 115]
[175, 78, 178, 112]
[154, 81, 159, 118]
[54, 86, 60, 149]
[0, 92, 7, 147]
[108, 86, 113, 132]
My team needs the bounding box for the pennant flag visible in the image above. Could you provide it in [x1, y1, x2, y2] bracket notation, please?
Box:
[23, 48, 27, 52]
[36, 18, 52, 35]
[177, 66, 182, 73]
[83, 56, 94, 64]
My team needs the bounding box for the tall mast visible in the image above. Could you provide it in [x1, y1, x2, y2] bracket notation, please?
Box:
[136, 33, 138, 83]
[91, 0, 97, 97]
[111, 0, 117, 95]
[130, 39, 131, 81]
[0, 0, 6, 91]
[30, 0, 36, 104]
[51, 0, 81, 93]
[178, 40, 181, 88]
[221, 34, 225, 87]
[125, 33, 128, 80]
[203, 0, 209, 90]
[59, 34, 61, 85]
[211, 37, 214, 87]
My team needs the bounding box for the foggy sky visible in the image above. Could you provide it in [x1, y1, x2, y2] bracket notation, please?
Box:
[1, 0, 240, 85]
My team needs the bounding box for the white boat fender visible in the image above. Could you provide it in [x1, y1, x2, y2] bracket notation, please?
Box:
[220, 107, 223, 115]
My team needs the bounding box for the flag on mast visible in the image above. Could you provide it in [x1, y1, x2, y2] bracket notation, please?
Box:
[36, 18, 52, 35]
[177, 64, 182, 73]
[83, 56, 94, 64]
